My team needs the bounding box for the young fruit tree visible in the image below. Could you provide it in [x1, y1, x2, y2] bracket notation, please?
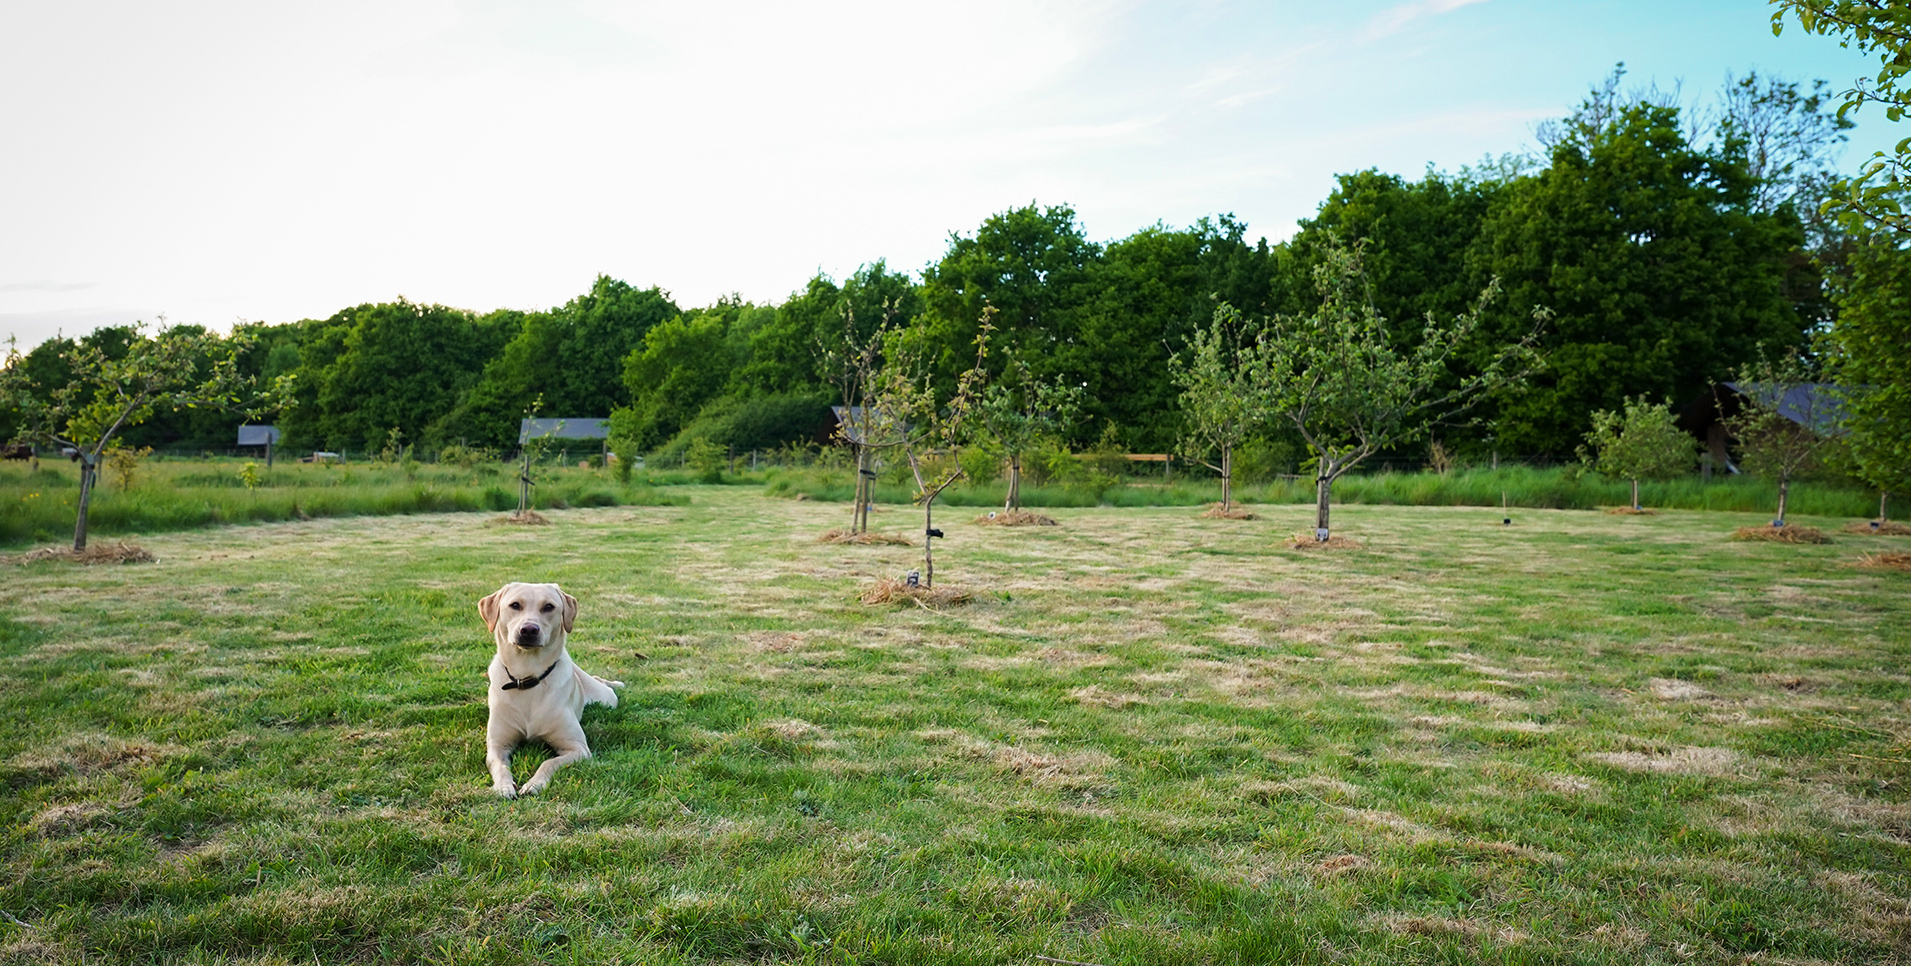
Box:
[973, 353, 1083, 512]
[0, 325, 288, 551]
[1580, 396, 1697, 510]
[1722, 349, 1845, 527]
[1171, 303, 1273, 515]
[873, 316, 992, 587]
[1261, 241, 1545, 541]
[822, 303, 910, 536]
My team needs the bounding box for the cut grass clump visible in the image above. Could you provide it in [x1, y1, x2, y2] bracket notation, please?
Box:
[1845, 520, 1911, 536]
[1855, 551, 1911, 572]
[1201, 504, 1257, 520]
[858, 576, 974, 607]
[973, 510, 1058, 526]
[1289, 532, 1361, 549]
[6, 541, 156, 565]
[820, 528, 911, 545]
[1732, 524, 1831, 544]
[490, 510, 551, 526]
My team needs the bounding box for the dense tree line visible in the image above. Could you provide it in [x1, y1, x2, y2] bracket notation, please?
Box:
[2, 71, 1869, 465]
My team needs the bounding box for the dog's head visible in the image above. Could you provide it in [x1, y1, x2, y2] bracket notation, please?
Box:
[478, 582, 577, 651]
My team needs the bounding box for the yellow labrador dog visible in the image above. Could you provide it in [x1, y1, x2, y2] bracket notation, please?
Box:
[477, 582, 623, 798]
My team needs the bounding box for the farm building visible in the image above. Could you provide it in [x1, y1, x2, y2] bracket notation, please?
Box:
[1678, 382, 1843, 472]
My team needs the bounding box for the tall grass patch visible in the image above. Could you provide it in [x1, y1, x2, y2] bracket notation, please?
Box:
[0, 458, 686, 547]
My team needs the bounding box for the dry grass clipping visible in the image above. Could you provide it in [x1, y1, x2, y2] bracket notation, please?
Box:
[7, 541, 156, 566]
[859, 577, 973, 607]
[1604, 506, 1657, 515]
[1854, 552, 1911, 573]
[1201, 504, 1258, 520]
[1845, 520, 1911, 536]
[1732, 524, 1830, 544]
[973, 510, 1058, 527]
[489, 510, 551, 526]
[1290, 532, 1362, 550]
[820, 528, 911, 546]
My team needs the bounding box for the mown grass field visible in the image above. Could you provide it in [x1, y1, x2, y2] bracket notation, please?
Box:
[2, 488, 1908, 964]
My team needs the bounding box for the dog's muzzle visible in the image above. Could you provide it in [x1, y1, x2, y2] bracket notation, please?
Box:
[514, 626, 544, 648]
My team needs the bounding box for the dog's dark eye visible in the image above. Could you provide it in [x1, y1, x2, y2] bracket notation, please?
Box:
[540, 603, 555, 612]
[508, 602, 522, 610]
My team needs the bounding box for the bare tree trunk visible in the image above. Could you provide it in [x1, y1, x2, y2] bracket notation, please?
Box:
[1631, 477, 1640, 509]
[853, 446, 871, 533]
[1775, 473, 1790, 526]
[923, 499, 934, 587]
[72, 451, 98, 551]
[1005, 453, 1021, 511]
[516, 449, 532, 518]
[1882, 490, 1891, 523]
[1220, 443, 1233, 512]
[1314, 456, 1333, 540]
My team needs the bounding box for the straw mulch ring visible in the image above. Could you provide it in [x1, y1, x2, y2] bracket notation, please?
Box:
[7, 541, 156, 566]
[1604, 506, 1657, 515]
[1845, 520, 1911, 536]
[489, 510, 552, 526]
[1732, 524, 1830, 544]
[1201, 504, 1258, 520]
[859, 577, 974, 608]
[820, 528, 911, 546]
[1290, 532, 1362, 550]
[1854, 551, 1911, 572]
[974, 510, 1058, 526]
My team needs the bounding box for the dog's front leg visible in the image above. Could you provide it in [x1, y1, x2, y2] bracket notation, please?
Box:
[485, 724, 521, 798]
[518, 730, 591, 797]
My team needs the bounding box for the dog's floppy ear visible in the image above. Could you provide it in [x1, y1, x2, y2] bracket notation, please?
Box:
[478, 586, 506, 633]
[560, 591, 578, 634]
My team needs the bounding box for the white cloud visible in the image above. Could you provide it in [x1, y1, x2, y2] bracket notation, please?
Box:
[1367, 0, 1493, 39]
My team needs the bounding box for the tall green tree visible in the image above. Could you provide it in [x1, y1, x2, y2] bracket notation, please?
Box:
[1068, 216, 1283, 452]
[737, 261, 921, 397]
[1771, 1, 1911, 234]
[1280, 168, 1507, 330]
[279, 300, 517, 452]
[915, 204, 1099, 390]
[1471, 98, 1812, 454]
[442, 278, 678, 447]
[1829, 236, 1911, 518]
[612, 298, 764, 450]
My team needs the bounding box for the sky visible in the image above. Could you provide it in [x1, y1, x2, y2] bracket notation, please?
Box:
[0, 0, 1900, 350]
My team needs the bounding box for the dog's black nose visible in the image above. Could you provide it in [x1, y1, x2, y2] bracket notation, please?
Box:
[516, 626, 541, 645]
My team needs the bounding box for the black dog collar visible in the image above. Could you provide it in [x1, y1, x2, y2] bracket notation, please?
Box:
[501, 660, 560, 691]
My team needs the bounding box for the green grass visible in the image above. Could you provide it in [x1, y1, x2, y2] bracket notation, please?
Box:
[2, 491, 1909, 963]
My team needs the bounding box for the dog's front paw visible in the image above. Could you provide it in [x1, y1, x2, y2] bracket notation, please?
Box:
[493, 781, 518, 799]
[517, 777, 548, 796]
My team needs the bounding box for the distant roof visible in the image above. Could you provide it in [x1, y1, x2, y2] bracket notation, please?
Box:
[519, 418, 610, 443]
[1722, 382, 1844, 435]
[236, 425, 281, 445]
